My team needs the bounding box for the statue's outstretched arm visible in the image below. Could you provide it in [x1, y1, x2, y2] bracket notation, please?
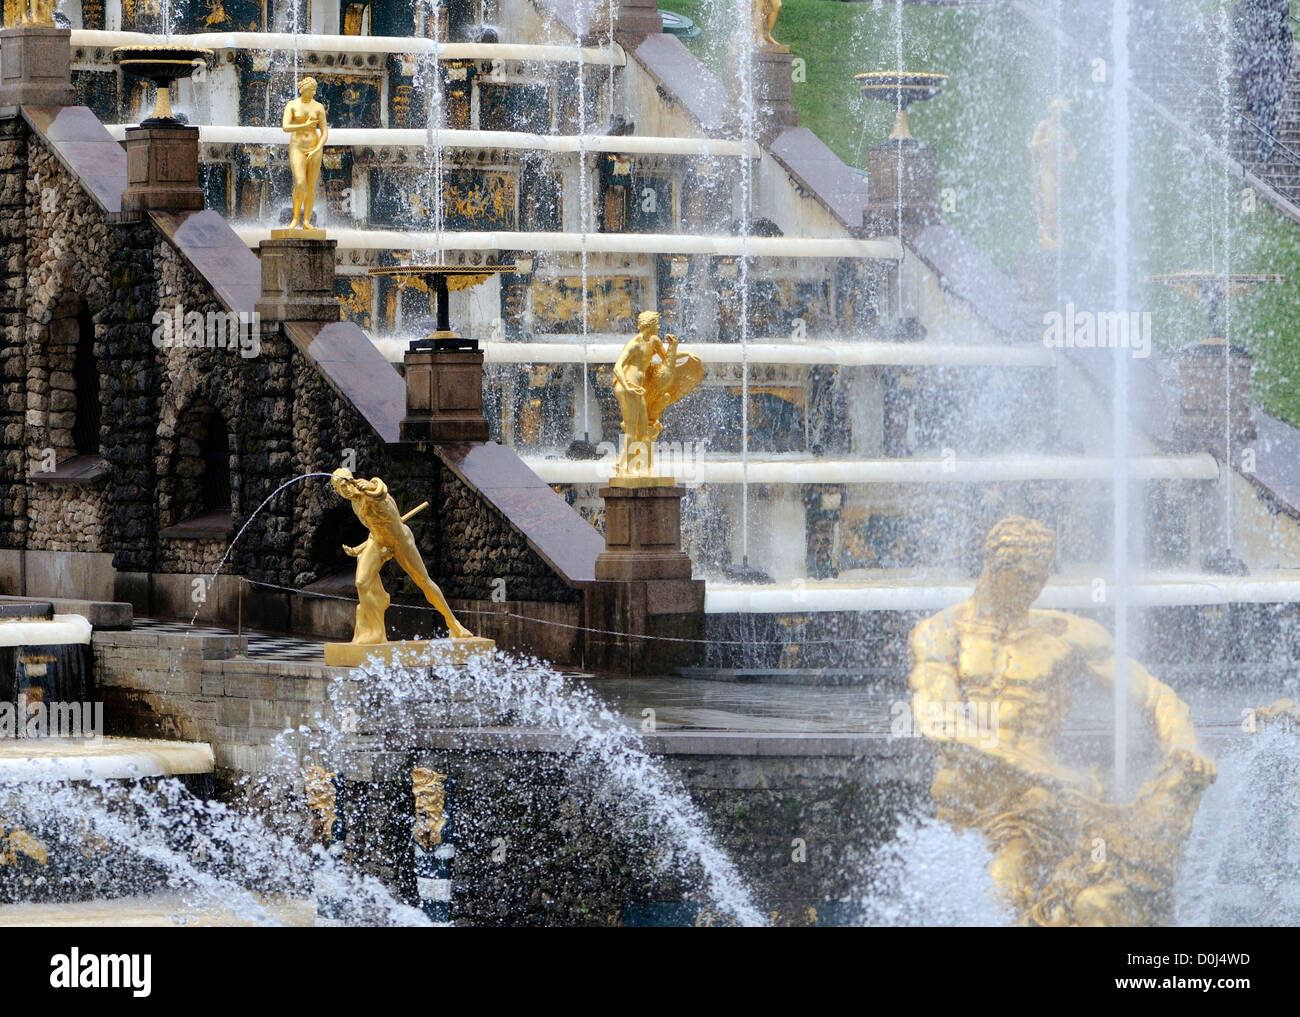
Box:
[1066, 614, 1201, 757]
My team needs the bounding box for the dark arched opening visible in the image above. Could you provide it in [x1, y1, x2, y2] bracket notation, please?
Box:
[200, 424, 232, 513]
[71, 308, 100, 456]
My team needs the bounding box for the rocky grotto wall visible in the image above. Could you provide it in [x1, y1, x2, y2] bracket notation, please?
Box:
[0, 111, 583, 630]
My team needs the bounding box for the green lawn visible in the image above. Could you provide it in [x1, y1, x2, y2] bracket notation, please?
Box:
[660, 0, 1300, 426]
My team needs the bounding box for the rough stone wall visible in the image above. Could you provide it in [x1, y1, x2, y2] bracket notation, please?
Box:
[436, 467, 579, 604]
[26, 485, 107, 552]
[0, 118, 26, 549]
[282, 363, 577, 605]
[21, 144, 115, 555]
[2, 117, 582, 616]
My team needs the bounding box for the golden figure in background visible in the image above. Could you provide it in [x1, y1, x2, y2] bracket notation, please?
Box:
[304, 765, 340, 845]
[908, 516, 1216, 926]
[276, 76, 329, 239]
[412, 767, 449, 849]
[755, 0, 788, 52]
[330, 468, 473, 646]
[612, 310, 702, 480]
[1030, 98, 1076, 250]
[4, 0, 56, 25]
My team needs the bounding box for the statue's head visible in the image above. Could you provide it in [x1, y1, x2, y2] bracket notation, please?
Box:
[299, 76, 318, 100]
[330, 466, 359, 498]
[637, 310, 659, 334]
[976, 516, 1055, 617]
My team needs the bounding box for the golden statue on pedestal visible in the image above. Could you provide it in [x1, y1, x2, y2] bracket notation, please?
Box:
[1030, 98, 1076, 251]
[755, 0, 788, 53]
[275, 76, 329, 240]
[3, 0, 56, 26]
[908, 516, 1216, 926]
[612, 310, 702, 482]
[324, 469, 492, 668]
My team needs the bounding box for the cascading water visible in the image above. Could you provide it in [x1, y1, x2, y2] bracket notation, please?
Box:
[1110, 0, 1132, 797]
[731, 0, 755, 571]
[1176, 724, 1300, 926]
[0, 770, 425, 924]
[0, 650, 764, 926]
[272, 650, 765, 926]
[416, 0, 447, 265]
[189, 472, 338, 626]
[853, 817, 1012, 927]
[576, 0, 593, 445]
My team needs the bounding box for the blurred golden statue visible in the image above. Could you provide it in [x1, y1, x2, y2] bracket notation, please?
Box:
[612, 310, 702, 480]
[329, 469, 473, 650]
[1030, 98, 1075, 250]
[276, 76, 329, 239]
[908, 516, 1216, 926]
[4, 0, 56, 25]
[755, 0, 788, 52]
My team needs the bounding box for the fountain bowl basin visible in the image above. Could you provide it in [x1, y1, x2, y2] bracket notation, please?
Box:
[112, 44, 214, 128]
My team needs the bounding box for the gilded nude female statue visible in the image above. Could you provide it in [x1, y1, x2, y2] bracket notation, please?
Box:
[281, 76, 328, 234]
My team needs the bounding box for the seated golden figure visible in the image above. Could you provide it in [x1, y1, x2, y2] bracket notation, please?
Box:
[330, 468, 472, 644]
[908, 516, 1216, 926]
[612, 310, 702, 479]
[278, 76, 328, 238]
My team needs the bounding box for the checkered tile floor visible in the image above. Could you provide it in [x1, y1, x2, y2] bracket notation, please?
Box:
[132, 617, 325, 662]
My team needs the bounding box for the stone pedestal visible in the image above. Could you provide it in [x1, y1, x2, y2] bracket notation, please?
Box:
[861, 139, 939, 237]
[614, 0, 664, 39]
[121, 125, 203, 213]
[0, 26, 75, 108]
[255, 237, 339, 322]
[752, 50, 797, 137]
[323, 636, 495, 669]
[401, 343, 490, 443]
[726, 48, 798, 141]
[586, 482, 705, 674]
[1175, 339, 1256, 446]
[595, 483, 694, 580]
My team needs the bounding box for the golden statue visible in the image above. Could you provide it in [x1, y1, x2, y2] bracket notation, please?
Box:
[0, 823, 48, 867]
[275, 76, 329, 240]
[612, 310, 702, 481]
[412, 767, 449, 849]
[908, 516, 1216, 926]
[325, 469, 492, 667]
[755, 0, 788, 53]
[1030, 98, 1076, 250]
[304, 765, 341, 845]
[4, 0, 56, 25]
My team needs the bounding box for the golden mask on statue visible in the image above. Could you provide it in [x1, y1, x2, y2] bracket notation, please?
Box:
[908, 516, 1216, 926]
